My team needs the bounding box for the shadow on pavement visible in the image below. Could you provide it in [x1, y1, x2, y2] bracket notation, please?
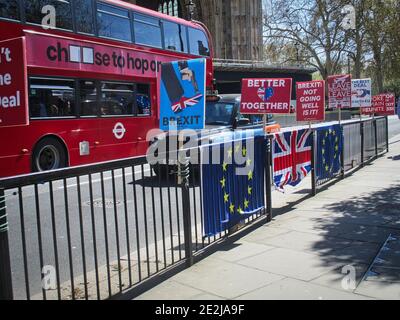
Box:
[309, 184, 400, 283]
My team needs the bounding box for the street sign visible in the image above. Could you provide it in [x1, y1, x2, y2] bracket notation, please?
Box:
[296, 80, 325, 122]
[351, 79, 372, 108]
[328, 74, 352, 109]
[240, 78, 292, 114]
[159, 58, 206, 130]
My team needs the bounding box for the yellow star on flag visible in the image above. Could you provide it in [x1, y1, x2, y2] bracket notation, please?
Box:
[246, 159, 252, 167]
[224, 193, 229, 203]
[222, 162, 228, 171]
[235, 145, 240, 153]
[325, 165, 329, 172]
[237, 206, 244, 214]
[242, 147, 247, 157]
[220, 177, 226, 188]
[227, 148, 233, 158]
[229, 203, 235, 213]
[244, 199, 250, 209]
[248, 186, 252, 195]
[248, 170, 253, 180]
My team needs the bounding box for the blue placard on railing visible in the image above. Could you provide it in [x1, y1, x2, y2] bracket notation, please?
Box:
[159, 58, 206, 131]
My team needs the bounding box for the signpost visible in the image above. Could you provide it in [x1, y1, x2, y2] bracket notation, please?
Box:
[328, 74, 352, 123]
[296, 80, 325, 128]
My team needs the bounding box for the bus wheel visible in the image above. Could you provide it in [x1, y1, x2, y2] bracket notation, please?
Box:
[33, 138, 67, 172]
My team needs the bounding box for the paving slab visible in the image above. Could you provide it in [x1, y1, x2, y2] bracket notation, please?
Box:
[236, 278, 373, 300]
[311, 264, 370, 292]
[211, 240, 275, 263]
[238, 248, 341, 281]
[171, 258, 285, 299]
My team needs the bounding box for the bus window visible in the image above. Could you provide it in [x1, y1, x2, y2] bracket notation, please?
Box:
[29, 78, 76, 118]
[163, 21, 187, 53]
[97, 2, 132, 42]
[100, 82, 135, 116]
[75, 0, 94, 34]
[136, 84, 152, 116]
[134, 13, 162, 48]
[25, 0, 73, 31]
[0, 0, 20, 21]
[188, 28, 210, 57]
[80, 80, 98, 116]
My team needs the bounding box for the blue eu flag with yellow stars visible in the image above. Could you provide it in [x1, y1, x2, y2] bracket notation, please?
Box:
[316, 124, 343, 181]
[202, 136, 265, 237]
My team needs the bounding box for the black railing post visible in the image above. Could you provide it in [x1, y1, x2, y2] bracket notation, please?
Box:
[340, 126, 345, 179]
[360, 121, 365, 167]
[0, 188, 13, 300]
[386, 116, 389, 153]
[265, 136, 273, 222]
[311, 130, 317, 196]
[179, 151, 193, 268]
[374, 118, 378, 158]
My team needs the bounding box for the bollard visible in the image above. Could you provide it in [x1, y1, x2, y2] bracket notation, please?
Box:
[0, 188, 13, 300]
[178, 152, 193, 268]
[374, 119, 378, 158]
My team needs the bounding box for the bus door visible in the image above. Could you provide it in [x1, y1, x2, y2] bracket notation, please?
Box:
[97, 81, 140, 162]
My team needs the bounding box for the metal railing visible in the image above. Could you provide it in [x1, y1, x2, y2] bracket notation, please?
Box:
[0, 117, 389, 300]
[312, 117, 389, 193]
[0, 139, 272, 300]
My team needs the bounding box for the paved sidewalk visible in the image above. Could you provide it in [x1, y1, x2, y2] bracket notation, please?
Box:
[136, 135, 400, 300]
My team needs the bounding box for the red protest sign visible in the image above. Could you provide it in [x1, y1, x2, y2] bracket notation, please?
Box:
[361, 106, 375, 115]
[328, 74, 351, 109]
[377, 93, 396, 116]
[240, 78, 292, 114]
[372, 94, 385, 114]
[0, 37, 29, 127]
[296, 80, 325, 122]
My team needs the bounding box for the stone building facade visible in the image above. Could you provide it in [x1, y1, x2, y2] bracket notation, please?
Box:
[125, 0, 264, 61]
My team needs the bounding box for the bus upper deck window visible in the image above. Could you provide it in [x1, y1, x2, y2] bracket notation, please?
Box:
[97, 3, 132, 42]
[188, 28, 210, 57]
[134, 13, 162, 48]
[163, 21, 188, 53]
[25, 0, 73, 31]
[75, 0, 94, 34]
[0, 0, 20, 21]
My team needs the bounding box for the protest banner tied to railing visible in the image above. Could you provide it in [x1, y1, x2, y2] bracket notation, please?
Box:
[315, 124, 344, 184]
[272, 129, 313, 191]
[201, 136, 266, 237]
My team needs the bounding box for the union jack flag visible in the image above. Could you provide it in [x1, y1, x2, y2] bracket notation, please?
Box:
[171, 93, 203, 113]
[273, 129, 312, 190]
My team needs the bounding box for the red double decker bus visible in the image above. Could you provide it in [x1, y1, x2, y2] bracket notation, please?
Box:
[0, 0, 214, 178]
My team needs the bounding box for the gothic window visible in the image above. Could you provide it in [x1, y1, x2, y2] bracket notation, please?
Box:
[158, 0, 180, 17]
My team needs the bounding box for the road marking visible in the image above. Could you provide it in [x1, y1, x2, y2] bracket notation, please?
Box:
[58, 167, 151, 190]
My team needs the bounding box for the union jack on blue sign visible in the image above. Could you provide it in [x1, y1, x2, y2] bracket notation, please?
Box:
[273, 129, 312, 190]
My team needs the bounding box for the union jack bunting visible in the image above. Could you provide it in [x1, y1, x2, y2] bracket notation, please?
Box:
[171, 94, 203, 113]
[273, 129, 312, 190]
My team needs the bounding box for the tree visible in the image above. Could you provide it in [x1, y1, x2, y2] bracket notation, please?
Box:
[263, 0, 350, 79]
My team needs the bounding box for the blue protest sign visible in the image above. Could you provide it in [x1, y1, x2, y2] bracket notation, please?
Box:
[159, 58, 206, 130]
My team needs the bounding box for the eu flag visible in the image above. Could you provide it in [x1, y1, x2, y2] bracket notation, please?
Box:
[202, 136, 266, 236]
[316, 124, 343, 181]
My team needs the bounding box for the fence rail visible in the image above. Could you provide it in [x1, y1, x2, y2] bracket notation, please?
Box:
[0, 117, 389, 300]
